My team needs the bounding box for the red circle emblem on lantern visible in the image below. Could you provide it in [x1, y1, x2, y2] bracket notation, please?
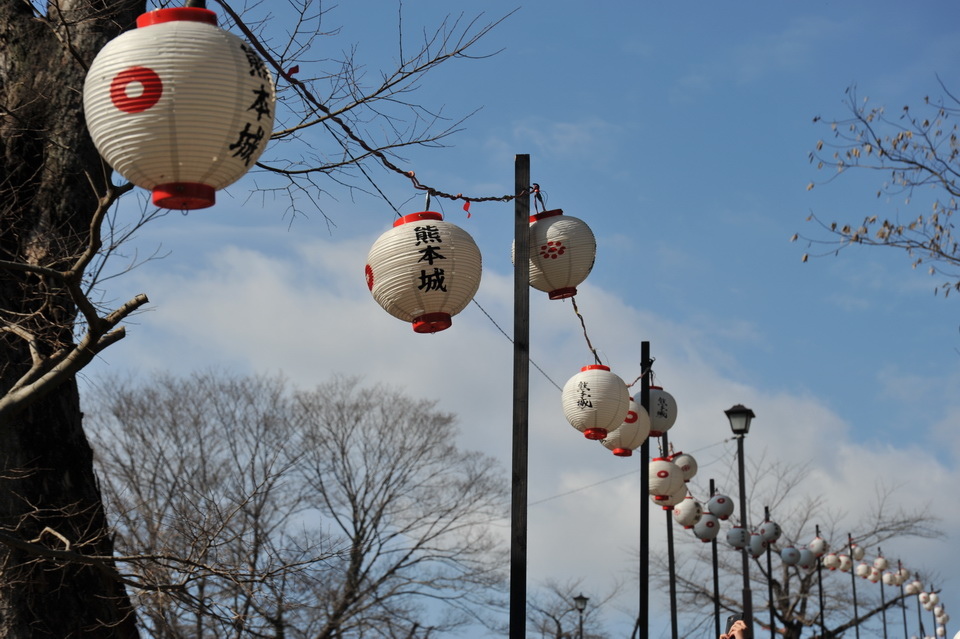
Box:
[110, 66, 163, 113]
[364, 264, 375, 291]
[657, 470, 669, 478]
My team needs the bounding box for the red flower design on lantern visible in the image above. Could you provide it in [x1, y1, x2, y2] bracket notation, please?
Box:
[539, 240, 566, 259]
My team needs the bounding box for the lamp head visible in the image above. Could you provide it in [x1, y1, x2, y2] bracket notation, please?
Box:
[573, 592, 589, 612]
[725, 404, 755, 436]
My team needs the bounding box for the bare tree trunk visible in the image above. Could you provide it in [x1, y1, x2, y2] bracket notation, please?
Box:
[0, 0, 143, 635]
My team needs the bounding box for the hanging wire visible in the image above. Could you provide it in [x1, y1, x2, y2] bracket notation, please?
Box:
[627, 357, 656, 389]
[569, 296, 601, 365]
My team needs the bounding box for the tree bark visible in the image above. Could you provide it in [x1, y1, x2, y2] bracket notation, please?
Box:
[0, 0, 143, 635]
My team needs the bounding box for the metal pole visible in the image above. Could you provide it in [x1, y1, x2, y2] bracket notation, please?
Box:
[711, 479, 721, 639]
[736, 434, 754, 636]
[816, 525, 825, 637]
[509, 154, 531, 639]
[663, 432, 678, 639]
[879, 548, 888, 639]
[899, 562, 909, 639]
[849, 534, 860, 639]
[578, 608, 584, 639]
[638, 341, 651, 639]
[765, 507, 775, 639]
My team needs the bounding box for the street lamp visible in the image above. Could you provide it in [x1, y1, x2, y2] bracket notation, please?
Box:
[573, 593, 589, 639]
[725, 403, 756, 637]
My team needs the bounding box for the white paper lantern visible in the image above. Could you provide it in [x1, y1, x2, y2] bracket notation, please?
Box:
[522, 210, 596, 299]
[673, 495, 703, 529]
[930, 593, 941, 605]
[905, 582, 921, 595]
[727, 526, 749, 550]
[758, 520, 782, 544]
[822, 553, 840, 570]
[694, 513, 721, 543]
[561, 365, 629, 440]
[647, 386, 678, 436]
[920, 593, 931, 604]
[648, 457, 685, 501]
[851, 543, 865, 560]
[883, 572, 897, 585]
[899, 567, 912, 581]
[874, 556, 889, 571]
[670, 452, 698, 482]
[808, 535, 828, 557]
[601, 397, 650, 456]
[838, 554, 853, 572]
[749, 533, 767, 558]
[797, 549, 817, 571]
[856, 562, 871, 578]
[655, 483, 688, 508]
[868, 568, 881, 583]
[83, 7, 276, 209]
[780, 547, 801, 565]
[365, 212, 481, 333]
[706, 494, 735, 520]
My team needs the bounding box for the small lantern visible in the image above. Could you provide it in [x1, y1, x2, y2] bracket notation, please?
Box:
[838, 554, 853, 572]
[648, 457, 685, 501]
[600, 397, 650, 456]
[883, 572, 897, 586]
[562, 365, 629, 440]
[874, 556, 889, 571]
[518, 209, 596, 300]
[749, 533, 767, 558]
[365, 212, 482, 333]
[670, 451, 698, 482]
[655, 484, 688, 509]
[647, 386, 678, 436]
[706, 493, 735, 520]
[694, 513, 720, 543]
[868, 568, 881, 583]
[780, 547, 801, 565]
[673, 495, 703, 529]
[855, 562, 871, 579]
[758, 519, 782, 544]
[726, 526, 749, 550]
[929, 593, 941, 605]
[808, 535, 828, 557]
[797, 549, 816, 571]
[83, 7, 276, 209]
[850, 543, 865, 561]
[822, 553, 841, 570]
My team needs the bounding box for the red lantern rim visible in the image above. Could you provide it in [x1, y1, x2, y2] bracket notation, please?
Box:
[137, 7, 217, 28]
[580, 364, 610, 372]
[395, 211, 442, 227]
[528, 208, 564, 223]
[547, 287, 577, 300]
[612, 448, 632, 457]
[412, 312, 451, 334]
[582, 428, 607, 440]
[153, 183, 215, 210]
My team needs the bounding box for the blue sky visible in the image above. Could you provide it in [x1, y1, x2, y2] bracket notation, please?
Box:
[84, 1, 960, 636]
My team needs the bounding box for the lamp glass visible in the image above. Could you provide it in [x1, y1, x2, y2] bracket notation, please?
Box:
[725, 404, 755, 435]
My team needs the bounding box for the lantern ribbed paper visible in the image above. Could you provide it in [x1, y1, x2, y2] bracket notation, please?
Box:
[706, 493, 735, 520]
[523, 209, 596, 300]
[647, 386, 677, 436]
[648, 457, 684, 501]
[670, 451, 698, 482]
[758, 519, 782, 543]
[726, 526, 749, 549]
[365, 212, 482, 333]
[655, 483, 688, 509]
[673, 495, 703, 529]
[83, 7, 276, 209]
[694, 512, 720, 543]
[600, 397, 650, 456]
[561, 365, 629, 440]
[780, 547, 801, 565]
[749, 533, 767, 558]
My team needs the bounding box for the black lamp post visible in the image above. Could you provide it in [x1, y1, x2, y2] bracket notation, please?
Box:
[574, 593, 589, 639]
[725, 403, 756, 637]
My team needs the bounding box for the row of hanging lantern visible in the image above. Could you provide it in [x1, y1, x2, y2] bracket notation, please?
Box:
[365, 205, 597, 333]
[83, 5, 276, 209]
